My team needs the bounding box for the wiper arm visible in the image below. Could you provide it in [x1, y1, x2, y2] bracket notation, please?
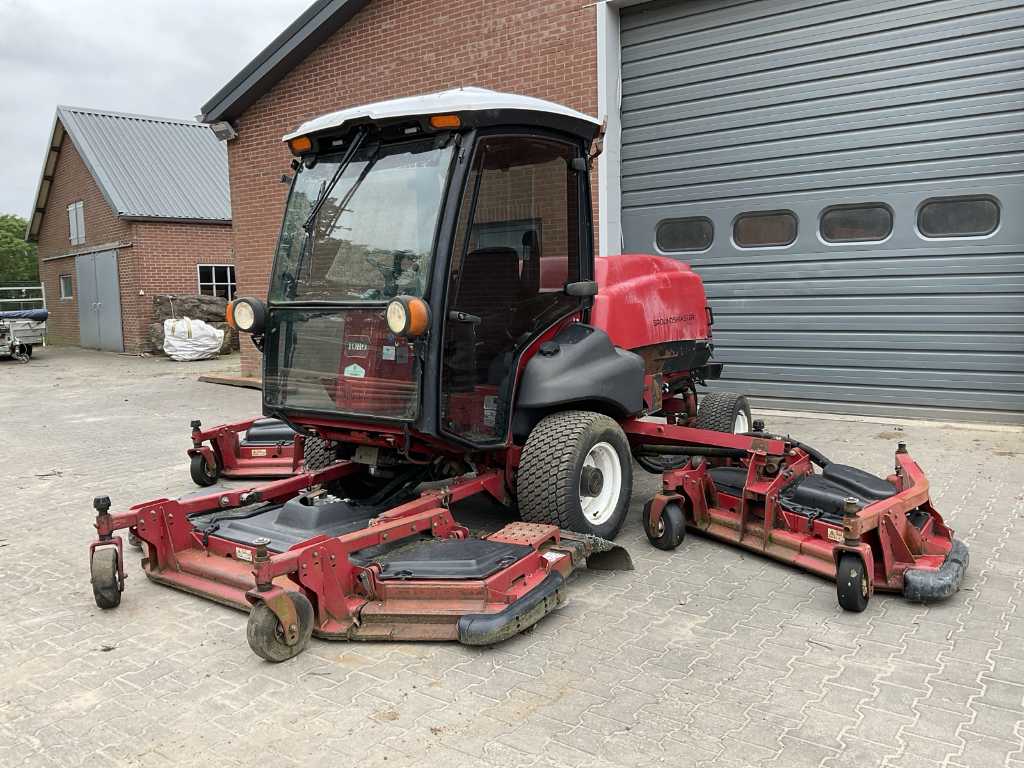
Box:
[303, 127, 368, 234]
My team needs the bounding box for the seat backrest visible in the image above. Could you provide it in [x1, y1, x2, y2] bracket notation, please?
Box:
[454, 246, 523, 318]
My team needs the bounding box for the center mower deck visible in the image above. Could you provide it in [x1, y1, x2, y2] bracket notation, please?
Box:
[89, 462, 632, 661]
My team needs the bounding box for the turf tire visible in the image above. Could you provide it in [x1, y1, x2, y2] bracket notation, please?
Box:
[696, 392, 751, 434]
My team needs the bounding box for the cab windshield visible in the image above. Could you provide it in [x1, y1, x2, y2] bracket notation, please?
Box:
[270, 138, 454, 303]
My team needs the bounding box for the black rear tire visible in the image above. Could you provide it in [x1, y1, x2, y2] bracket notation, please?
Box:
[836, 553, 870, 612]
[91, 547, 122, 609]
[190, 453, 219, 487]
[696, 392, 751, 434]
[247, 591, 315, 663]
[518, 410, 633, 540]
[643, 500, 687, 551]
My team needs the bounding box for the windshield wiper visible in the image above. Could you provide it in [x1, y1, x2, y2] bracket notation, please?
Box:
[302, 127, 368, 234]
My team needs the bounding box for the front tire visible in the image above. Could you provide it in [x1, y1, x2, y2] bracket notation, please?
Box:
[518, 410, 633, 540]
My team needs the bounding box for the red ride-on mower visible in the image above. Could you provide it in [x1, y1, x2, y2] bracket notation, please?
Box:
[185, 417, 336, 486]
[89, 89, 966, 662]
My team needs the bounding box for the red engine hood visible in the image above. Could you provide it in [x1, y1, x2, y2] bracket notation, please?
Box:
[591, 254, 711, 351]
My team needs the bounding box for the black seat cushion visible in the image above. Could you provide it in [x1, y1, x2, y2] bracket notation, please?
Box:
[243, 418, 295, 444]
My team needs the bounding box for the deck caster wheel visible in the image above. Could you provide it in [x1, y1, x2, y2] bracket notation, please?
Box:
[836, 553, 869, 612]
[91, 547, 123, 609]
[644, 501, 686, 551]
[190, 454, 219, 487]
[247, 591, 314, 663]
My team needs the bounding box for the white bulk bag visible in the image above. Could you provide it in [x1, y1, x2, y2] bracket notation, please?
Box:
[163, 317, 224, 361]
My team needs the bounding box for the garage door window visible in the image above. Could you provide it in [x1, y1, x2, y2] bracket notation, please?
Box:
[918, 196, 1000, 238]
[198, 265, 237, 299]
[734, 211, 797, 248]
[820, 204, 893, 243]
[656, 217, 713, 252]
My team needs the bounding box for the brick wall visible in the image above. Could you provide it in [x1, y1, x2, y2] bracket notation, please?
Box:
[34, 129, 235, 353]
[125, 220, 234, 351]
[36, 135, 130, 346]
[226, 0, 599, 374]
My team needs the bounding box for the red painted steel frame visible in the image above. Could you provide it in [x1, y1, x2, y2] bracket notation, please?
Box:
[622, 420, 955, 594]
[189, 418, 299, 479]
[91, 464, 577, 641]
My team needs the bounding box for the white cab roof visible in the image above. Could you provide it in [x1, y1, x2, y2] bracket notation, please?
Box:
[283, 86, 599, 141]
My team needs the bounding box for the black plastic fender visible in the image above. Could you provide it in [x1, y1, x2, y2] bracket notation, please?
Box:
[514, 324, 644, 431]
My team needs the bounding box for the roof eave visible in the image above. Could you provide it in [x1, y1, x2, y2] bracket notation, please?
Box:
[200, 0, 370, 124]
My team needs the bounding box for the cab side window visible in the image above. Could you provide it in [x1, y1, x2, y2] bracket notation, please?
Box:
[442, 135, 582, 443]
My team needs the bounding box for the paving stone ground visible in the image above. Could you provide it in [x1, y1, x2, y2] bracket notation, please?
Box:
[1, 347, 1022, 768]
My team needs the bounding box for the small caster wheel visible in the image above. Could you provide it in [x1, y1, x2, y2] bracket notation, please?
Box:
[190, 454, 219, 487]
[128, 530, 142, 549]
[246, 591, 314, 663]
[837, 553, 869, 612]
[644, 500, 686, 551]
[91, 547, 123, 609]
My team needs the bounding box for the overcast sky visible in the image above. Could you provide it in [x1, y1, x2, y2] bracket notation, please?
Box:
[0, 0, 310, 219]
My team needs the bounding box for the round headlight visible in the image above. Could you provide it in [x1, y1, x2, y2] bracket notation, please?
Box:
[386, 296, 430, 337]
[386, 299, 409, 335]
[226, 297, 266, 335]
[233, 301, 256, 332]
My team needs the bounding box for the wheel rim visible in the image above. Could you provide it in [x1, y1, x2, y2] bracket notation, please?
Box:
[579, 441, 622, 526]
[733, 410, 750, 434]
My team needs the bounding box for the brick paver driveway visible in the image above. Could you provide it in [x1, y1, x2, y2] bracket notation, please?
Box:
[2, 348, 1021, 768]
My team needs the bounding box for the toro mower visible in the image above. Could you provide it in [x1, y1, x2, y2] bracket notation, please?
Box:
[89, 88, 966, 662]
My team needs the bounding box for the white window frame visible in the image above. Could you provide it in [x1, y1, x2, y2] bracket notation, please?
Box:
[197, 264, 237, 299]
[59, 273, 73, 300]
[67, 201, 85, 245]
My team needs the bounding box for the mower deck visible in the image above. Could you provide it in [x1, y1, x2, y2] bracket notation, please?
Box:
[628, 420, 967, 609]
[89, 463, 631, 659]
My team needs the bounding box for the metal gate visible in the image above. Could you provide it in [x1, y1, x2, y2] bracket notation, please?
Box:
[618, 0, 1024, 424]
[75, 250, 123, 352]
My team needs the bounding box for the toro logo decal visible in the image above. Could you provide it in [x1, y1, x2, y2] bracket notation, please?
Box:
[345, 335, 370, 358]
[653, 313, 695, 327]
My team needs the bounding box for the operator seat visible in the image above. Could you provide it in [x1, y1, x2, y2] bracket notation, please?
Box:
[451, 246, 530, 382]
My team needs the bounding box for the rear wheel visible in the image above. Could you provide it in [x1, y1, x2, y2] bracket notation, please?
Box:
[836, 553, 870, 612]
[518, 410, 633, 540]
[189, 453, 219, 487]
[91, 547, 122, 609]
[696, 392, 751, 434]
[246, 591, 315, 662]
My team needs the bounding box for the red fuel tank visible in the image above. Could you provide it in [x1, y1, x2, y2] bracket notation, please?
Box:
[591, 254, 711, 351]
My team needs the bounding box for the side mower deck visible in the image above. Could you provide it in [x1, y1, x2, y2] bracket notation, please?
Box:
[187, 417, 300, 486]
[89, 463, 631, 660]
[628, 421, 968, 610]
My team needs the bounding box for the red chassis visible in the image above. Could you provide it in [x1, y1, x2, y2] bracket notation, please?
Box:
[625, 420, 967, 607]
[187, 418, 300, 484]
[90, 461, 626, 654]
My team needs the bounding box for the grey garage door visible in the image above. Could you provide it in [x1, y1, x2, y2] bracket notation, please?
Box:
[619, 0, 1024, 424]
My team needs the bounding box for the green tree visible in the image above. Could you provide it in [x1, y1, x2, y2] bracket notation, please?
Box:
[0, 214, 39, 283]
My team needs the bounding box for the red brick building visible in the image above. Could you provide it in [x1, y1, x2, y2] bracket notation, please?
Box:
[27, 107, 234, 353]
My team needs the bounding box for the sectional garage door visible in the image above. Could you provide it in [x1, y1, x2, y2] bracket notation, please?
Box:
[619, 0, 1024, 424]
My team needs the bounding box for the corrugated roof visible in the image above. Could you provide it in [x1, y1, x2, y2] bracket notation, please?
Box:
[27, 106, 230, 240]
